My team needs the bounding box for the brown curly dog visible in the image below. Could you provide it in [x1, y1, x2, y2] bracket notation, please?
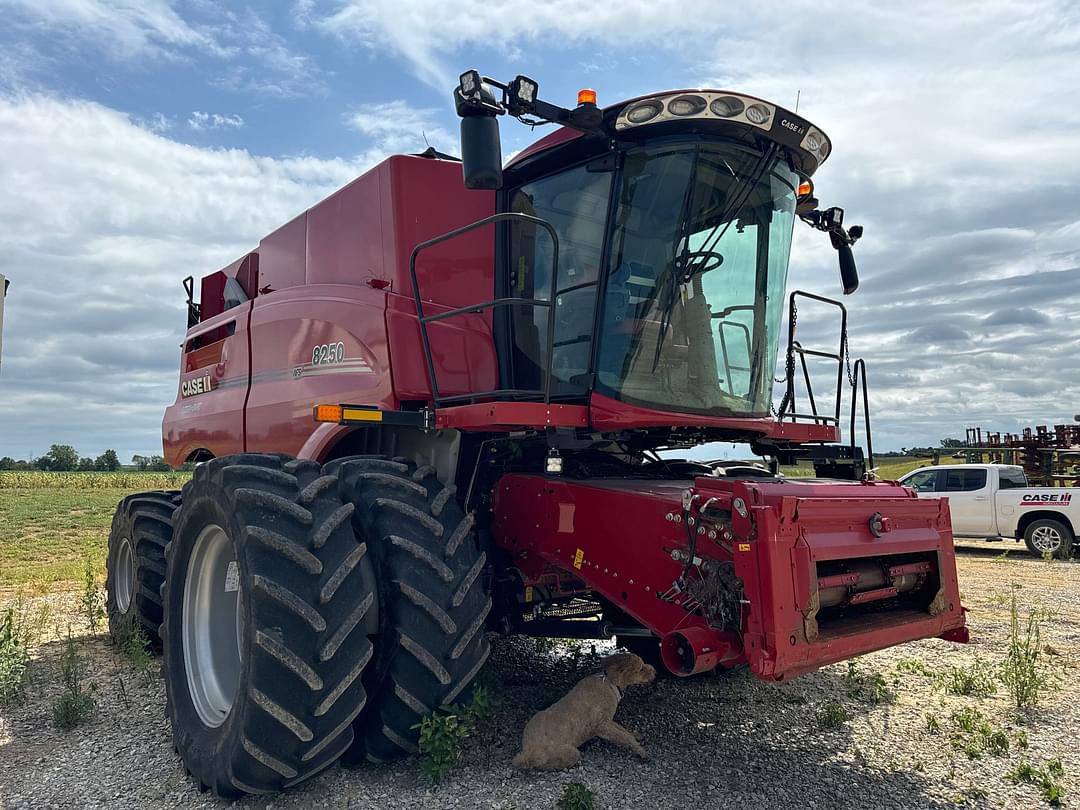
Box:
[512, 652, 656, 770]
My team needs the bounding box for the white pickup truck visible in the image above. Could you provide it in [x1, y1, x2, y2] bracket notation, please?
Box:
[897, 463, 1079, 557]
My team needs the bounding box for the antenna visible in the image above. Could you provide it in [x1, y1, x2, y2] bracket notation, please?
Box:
[422, 130, 431, 149]
[795, 90, 801, 113]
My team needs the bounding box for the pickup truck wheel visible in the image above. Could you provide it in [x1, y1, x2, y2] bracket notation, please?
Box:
[1023, 518, 1073, 559]
[162, 454, 378, 798]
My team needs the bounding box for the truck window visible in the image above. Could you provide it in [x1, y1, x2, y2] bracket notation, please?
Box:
[998, 468, 1028, 489]
[943, 469, 987, 492]
[904, 470, 937, 492]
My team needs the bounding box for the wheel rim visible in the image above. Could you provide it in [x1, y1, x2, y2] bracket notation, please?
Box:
[1030, 525, 1063, 554]
[115, 537, 135, 614]
[183, 524, 242, 728]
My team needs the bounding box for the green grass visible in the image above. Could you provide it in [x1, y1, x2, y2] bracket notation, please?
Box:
[0, 472, 189, 588]
[781, 455, 962, 481]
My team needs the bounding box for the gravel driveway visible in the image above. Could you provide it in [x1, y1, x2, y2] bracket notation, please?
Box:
[2, 540, 1078, 810]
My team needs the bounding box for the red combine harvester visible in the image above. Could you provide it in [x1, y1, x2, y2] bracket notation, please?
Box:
[106, 72, 967, 797]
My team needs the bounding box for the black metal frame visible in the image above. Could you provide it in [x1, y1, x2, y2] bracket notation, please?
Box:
[409, 212, 561, 407]
[849, 357, 874, 471]
[777, 290, 847, 426]
[777, 289, 875, 472]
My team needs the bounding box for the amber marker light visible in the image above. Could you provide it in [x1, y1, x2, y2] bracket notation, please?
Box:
[313, 404, 343, 423]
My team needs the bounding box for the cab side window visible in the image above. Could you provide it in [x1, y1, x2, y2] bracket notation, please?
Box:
[506, 164, 611, 393]
[943, 469, 987, 492]
[905, 470, 938, 492]
[998, 469, 1028, 489]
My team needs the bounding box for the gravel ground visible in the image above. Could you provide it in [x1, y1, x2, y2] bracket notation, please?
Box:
[2, 539, 1078, 810]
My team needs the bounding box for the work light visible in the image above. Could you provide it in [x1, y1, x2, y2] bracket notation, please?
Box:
[509, 75, 538, 112]
[458, 70, 482, 101]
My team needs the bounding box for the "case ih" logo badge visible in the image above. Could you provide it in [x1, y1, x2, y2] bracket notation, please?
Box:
[1020, 492, 1072, 506]
[181, 374, 213, 398]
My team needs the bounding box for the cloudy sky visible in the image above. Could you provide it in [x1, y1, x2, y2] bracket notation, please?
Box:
[0, 0, 1078, 463]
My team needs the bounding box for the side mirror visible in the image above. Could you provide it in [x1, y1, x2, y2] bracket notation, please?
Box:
[454, 75, 504, 190]
[837, 242, 859, 295]
[460, 115, 503, 190]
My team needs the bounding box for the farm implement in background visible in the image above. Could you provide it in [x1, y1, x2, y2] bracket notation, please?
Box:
[963, 424, 1080, 486]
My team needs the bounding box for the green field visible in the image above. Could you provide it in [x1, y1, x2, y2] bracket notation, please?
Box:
[0, 472, 190, 589]
[782, 455, 960, 480]
[0, 460, 956, 591]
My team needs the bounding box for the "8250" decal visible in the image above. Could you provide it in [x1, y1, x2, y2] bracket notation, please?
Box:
[312, 342, 346, 365]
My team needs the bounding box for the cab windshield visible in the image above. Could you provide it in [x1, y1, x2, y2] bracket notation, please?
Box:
[596, 141, 797, 417]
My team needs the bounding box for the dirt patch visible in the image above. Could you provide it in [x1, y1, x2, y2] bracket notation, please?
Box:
[1, 539, 1077, 809]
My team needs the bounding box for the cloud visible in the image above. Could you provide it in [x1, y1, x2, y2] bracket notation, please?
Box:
[1, 0, 325, 98]
[983, 308, 1051, 328]
[0, 94, 374, 460]
[2, 1, 1080, 457]
[312, 0, 713, 88]
[345, 100, 454, 156]
[0, 0, 218, 58]
[188, 111, 244, 131]
[906, 324, 971, 345]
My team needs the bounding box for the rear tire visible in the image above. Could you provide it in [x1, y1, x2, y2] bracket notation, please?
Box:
[1023, 518, 1074, 559]
[106, 491, 179, 649]
[327, 456, 492, 763]
[162, 454, 378, 798]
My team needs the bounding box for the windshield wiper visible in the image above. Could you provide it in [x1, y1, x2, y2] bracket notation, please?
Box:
[650, 143, 780, 373]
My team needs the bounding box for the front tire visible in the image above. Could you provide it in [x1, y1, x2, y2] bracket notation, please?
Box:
[1023, 518, 1074, 559]
[327, 456, 492, 763]
[162, 454, 378, 798]
[106, 491, 179, 648]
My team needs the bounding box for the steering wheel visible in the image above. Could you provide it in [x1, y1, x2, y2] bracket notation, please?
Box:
[674, 250, 724, 282]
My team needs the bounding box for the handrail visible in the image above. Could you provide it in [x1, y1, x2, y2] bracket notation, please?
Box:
[777, 290, 848, 426]
[776, 290, 875, 473]
[849, 358, 874, 472]
[409, 212, 560, 407]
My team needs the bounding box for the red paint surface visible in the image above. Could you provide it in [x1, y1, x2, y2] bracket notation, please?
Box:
[589, 391, 840, 442]
[492, 474, 965, 681]
[163, 154, 497, 461]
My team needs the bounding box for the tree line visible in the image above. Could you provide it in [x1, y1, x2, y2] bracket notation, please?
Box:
[0, 444, 171, 472]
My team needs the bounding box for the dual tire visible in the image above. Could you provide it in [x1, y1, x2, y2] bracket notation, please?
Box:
[106, 453, 490, 798]
[106, 491, 179, 648]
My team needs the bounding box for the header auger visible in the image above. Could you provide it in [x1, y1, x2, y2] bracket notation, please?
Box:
[106, 70, 966, 798]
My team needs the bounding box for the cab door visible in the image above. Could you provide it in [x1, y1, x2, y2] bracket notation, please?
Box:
[940, 467, 994, 535]
[503, 160, 612, 395]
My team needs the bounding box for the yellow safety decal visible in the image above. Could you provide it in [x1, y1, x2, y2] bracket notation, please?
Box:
[573, 548, 585, 569]
[342, 407, 383, 422]
[738, 543, 751, 552]
[524, 586, 534, 603]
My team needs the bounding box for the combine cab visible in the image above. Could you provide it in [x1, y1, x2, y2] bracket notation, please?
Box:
[106, 72, 967, 797]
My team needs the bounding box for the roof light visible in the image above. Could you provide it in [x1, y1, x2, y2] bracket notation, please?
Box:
[710, 96, 744, 117]
[745, 103, 770, 125]
[798, 180, 813, 197]
[626, 100, 662, 124]
[577, 88, 597, 106]
[668, 94, 706, 116]
[611, 91, 830, 169]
